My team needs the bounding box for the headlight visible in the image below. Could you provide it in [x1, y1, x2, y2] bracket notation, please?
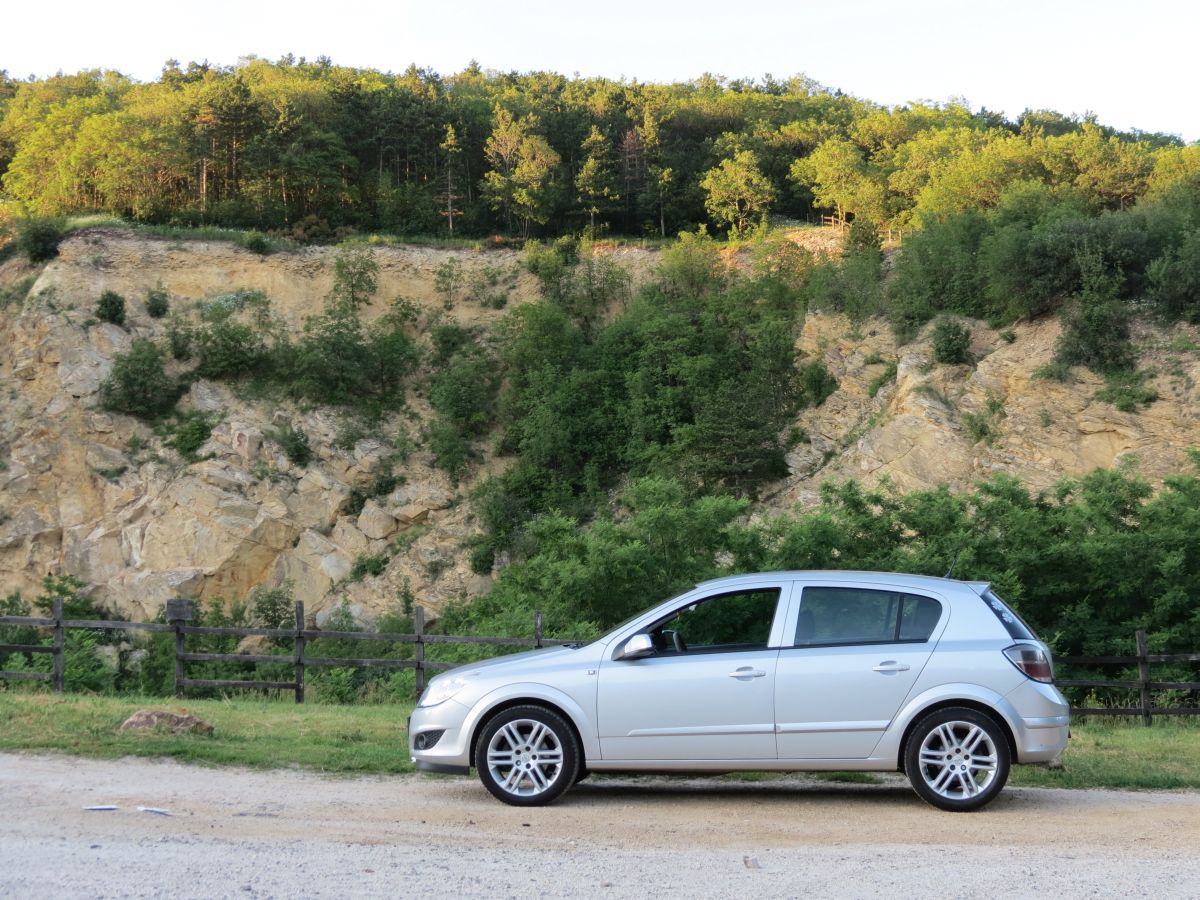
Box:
[418, 671, 479, 708]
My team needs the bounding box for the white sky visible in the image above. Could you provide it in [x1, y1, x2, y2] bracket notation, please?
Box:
[3, 0, 1197, 141]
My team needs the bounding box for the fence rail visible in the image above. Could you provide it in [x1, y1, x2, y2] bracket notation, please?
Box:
[2, 611, 1196, 720]
[1, 599, 566, 702]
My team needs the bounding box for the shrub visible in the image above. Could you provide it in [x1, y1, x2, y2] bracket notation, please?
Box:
[158, 410, 218, 461]
[96, 290, 126, 326]
[146, 286, 170, 318]
[251, 581, 294, 629]
[242, 231, 271, 255]
[932, 318, 972, 365]
[99, 339, 178, 419]
[867, 360, 898, 398]
[428, 419, 471, 481]
[267, 423, 312, 466]
[348, 551, 389, 582]
[193, 317, 267, 378]
[798, 361, 838, 407]
[1094, 370, 1159, 412]
[16, 217, 65, 263]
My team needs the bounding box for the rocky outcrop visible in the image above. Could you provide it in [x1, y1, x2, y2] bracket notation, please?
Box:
[765, 312, 1200, 512]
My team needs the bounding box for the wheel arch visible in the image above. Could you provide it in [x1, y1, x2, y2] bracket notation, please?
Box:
[895, 698, 1018, 770]
[466, 693, 590, 771]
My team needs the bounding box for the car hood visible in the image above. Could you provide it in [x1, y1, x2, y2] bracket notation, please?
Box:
[445, 643, 585, 678]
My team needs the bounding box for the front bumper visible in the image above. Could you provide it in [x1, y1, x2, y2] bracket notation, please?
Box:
[409, 700, 474, 773]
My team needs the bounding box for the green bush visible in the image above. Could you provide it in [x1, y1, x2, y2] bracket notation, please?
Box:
[428, 419, 472, 481]
[242, 231, 271, 255]
[1094, 369, 1159, 412]
[267, 423, 312, 466]
[99, 340, 178, 419]
[96, 290, 126, 326]
[15, 218, 65, 263]
[798, 361, 838, 406]
[157, 410, 218, 461]
[146, 286, 170, 318]
[194, 317, 267, 379]
[932, 318, 972, 364]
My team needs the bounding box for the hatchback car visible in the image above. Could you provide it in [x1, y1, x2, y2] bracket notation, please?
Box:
[409, 571, 1069, 811]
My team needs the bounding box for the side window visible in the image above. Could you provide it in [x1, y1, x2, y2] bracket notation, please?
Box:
[650, 589, 780, 654]
[794, 587, 941, 647]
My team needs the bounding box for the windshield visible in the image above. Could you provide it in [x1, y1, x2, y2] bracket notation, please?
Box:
[584, 585, 698, 646]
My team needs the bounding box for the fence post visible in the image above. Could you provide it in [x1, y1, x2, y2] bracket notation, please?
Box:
[51, 598, 64, 694]
[534, 610, 543, 649]
[414, 605, 425, 699]
[167, 599, 195, 701]
[293, 600, 306, 704]
[1135, 629, 1152, 727]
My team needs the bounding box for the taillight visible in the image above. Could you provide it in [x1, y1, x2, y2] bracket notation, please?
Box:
[1004, 644, 1054, 683]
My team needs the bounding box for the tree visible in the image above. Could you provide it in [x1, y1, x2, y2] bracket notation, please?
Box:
[482, 106, 561, 237]
[700, 150, 775, 237]
[793, 137, 886, 225]
[440, 124, 463, 234]
[329, 246, 379, 309]
[575, 125, 620, 232]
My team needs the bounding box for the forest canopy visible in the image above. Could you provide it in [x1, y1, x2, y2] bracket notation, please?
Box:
[0, 57, 1195, 238]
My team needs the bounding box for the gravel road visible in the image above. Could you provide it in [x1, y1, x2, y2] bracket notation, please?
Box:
[2, 753, 1198, 899]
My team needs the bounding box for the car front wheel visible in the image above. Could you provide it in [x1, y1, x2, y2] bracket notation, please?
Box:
[905, 707, 1011, 812]
[475, 705, 580, 806]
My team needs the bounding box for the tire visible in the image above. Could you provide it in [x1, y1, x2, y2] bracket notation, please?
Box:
[904, 707, 1011, 812]
[475, 705, 580, 806]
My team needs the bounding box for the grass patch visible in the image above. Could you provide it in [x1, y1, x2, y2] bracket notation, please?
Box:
[1010, 720, 1200, 790]
[1094, 369, 1159, 412]
[0, 692, 415, 774]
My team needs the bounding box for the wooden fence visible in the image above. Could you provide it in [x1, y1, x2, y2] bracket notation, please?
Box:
[0, 599, 566, 702]
[2, 609, 1197, 720]
[1056, 629, 1200, 725]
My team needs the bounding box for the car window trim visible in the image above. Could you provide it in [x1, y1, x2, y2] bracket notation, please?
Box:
[787, 583, 946, 649]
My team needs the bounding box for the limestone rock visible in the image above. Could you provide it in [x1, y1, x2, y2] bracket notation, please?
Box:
[119, 709, 214, 736]
[357, 500, 398, 540]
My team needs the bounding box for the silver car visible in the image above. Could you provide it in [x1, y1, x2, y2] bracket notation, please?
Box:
[409, 571, 1069, 811]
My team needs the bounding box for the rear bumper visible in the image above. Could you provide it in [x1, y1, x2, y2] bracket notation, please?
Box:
[1006, 680, 1071, 763]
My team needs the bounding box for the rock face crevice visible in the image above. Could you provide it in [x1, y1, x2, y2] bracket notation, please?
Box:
[3, 231, 1199, 622]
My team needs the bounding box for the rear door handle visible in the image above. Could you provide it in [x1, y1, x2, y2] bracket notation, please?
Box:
[872, 661, 911, 673]
[728, 667, 767, 679]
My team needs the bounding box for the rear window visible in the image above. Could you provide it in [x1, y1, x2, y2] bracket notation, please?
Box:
[982, 589, 1037, 640]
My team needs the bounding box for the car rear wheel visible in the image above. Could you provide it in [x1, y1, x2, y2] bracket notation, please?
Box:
[905, 707, 1010, 812]
[475, 705, 580, 806]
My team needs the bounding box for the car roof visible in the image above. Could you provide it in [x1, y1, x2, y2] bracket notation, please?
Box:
[694, 570, 990, 595]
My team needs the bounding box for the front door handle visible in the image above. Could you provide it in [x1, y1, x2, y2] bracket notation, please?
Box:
[872, 661, 911, 673]
[728, 667, 767, 679]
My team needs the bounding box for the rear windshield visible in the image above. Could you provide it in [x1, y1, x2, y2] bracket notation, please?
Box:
[981, 589, 1038, 640]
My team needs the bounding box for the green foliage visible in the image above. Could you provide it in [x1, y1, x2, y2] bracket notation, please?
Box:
[267, 422, 312, 466]
[95, 290, 126, 326]
[15, 217, 65, 262]
[701, 150, 775, 236]
[330, 246, 379, 309]
[932, 317, 972, 364]
[348, 551, 390, 582]
[157, 410, 218, 461]
[99, 339, 178, 419]
[428, 419, 472, 481]
[241, 231, 271, 255]
[1094, 369, 1159, 412]
[1053, 259, 1133, 374]
[867, 360, 898, 398]
[145, 285, 169, 318]
[346, 471, 400, 517]
[798, 361, 838, 406]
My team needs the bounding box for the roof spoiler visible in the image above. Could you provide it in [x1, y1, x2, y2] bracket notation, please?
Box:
[965, 581, 991, 597]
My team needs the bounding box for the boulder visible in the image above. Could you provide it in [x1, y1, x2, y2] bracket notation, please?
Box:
[119, 709, 214, 736]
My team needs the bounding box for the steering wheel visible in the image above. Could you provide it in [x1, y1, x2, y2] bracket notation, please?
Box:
[671, 630, 688, 654]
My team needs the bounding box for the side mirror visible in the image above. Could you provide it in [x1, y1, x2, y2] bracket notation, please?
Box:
[616, 633, 655, 660]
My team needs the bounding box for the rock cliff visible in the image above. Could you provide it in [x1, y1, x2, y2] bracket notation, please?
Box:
[2, 229, 1197, 623]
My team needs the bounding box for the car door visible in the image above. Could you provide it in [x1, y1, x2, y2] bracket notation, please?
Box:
[774, 582, 946, 759]
[595, 582, 792, 761]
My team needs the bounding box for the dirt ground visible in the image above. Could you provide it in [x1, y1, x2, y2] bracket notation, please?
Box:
[2, 752, 1198, 898]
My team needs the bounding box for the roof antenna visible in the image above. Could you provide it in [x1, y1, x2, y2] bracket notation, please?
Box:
[944, 544, 964, 579]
